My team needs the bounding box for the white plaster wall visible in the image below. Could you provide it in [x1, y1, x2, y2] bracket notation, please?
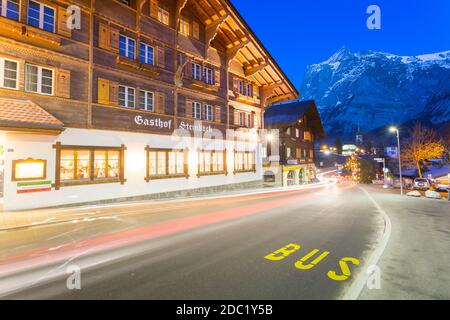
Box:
[3, 128, 263, 211]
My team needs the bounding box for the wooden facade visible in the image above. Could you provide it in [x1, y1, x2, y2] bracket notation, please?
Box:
[0, 0, 298, 136]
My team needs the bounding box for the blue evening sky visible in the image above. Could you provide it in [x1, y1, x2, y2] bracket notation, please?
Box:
[231, 0, 450, 89]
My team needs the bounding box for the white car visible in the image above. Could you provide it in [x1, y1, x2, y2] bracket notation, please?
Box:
[413, 178, 430, 190]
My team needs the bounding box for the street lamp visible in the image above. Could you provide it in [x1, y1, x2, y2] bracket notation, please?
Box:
[390, 126, 403, 195]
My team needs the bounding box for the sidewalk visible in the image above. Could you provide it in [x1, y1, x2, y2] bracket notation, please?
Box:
[0, 179, 334, 232]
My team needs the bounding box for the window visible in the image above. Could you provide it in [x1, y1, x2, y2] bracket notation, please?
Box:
[56, 145, 125, 188]
[0, 0, 20, 20]
[204, 104, 213, 121]
[192, 63, 201, 80]
[12, 158, 47, 181]
[119, 86, 135, 108]
[239, 112, 245, 127]
[192, 101, 201, 119]
[296, 148, 301, 158]
[146, 148, 187, 181]
[246, 113, 252, 128]
[234, 151, 256, 173]
[25, 64, 53, 95]
[286, 127, 291, 135]
[304, 131, 312, 141]
[139, 43, 154, 65]
[158, 7, 169, 25]
[295, 128, 300, 138]
[0, 58, 18, 89]
[119, 35, 136, 59]
[27, 1, 55, 32]
[139, 90, 154, 112]
[286, 147, 291, 158]
[198, 150, 225, 176]
[178, 18, 190, 36]
[204, 67, 213, 85]
[237, 79, 253, 96]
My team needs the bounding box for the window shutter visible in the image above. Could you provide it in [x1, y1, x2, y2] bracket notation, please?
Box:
[150, 0, 159, 19]
[184, 61, 192, 79]
[57, 6, 72, 37]
[192, 22, 200, 40]
[250, 112, 255, 128]
[110, 28, 120, 52]
[253, 84, 258, 99]
[253, 113, 259, 129]
[234, 109, 239, 126]
[98, 23, 110, 49]
[56, 69, 71, 98]
[109, 81, 119, 106]
[186, 100, 192, 118]
[98, 78, 110, 104]
[214, 106, 221, 123]
[156, 45, 165, 68]
[214, 68, 220, 87]
[233, 77, 239, 93]
[157, 93, 165, 114]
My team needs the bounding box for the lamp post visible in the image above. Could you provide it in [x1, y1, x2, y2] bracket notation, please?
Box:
[390, 127, 403, 195]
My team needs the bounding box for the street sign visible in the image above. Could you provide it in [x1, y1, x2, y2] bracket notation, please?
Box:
[374, 158, 384, 162]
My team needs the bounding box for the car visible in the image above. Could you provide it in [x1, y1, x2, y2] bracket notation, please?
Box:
[413, 178, 431, 190]
[435, 183, 449, 192]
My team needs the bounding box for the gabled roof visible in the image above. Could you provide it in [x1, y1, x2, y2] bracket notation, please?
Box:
[264, 100, 326, 138]
[0, 98, 64, 134]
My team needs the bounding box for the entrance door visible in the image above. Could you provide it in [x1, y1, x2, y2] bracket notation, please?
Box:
[287, 170, 295, 186]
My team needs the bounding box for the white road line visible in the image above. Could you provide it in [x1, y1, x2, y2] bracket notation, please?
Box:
[342, 186, 392, 300]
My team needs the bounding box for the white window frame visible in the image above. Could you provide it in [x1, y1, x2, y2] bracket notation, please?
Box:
[118, 85, 135, 109]
[25, 63, 54, 95]
[1, 0, 20, 20]
[27, 0, 55, 32]
[238, 112, 245, 127]
[139, 43, 154, 65]
[204, 67, 213, 85]
[158, 7, 169, 26]
[295, 128, 300, 138]
[192, 63, 201, 81]
[139, 90, 154, 112]
[0, 57, 19, 90]
[119, 34, 136, 59]
[192, 101, 201, 119]
[204, 104, 213, 121]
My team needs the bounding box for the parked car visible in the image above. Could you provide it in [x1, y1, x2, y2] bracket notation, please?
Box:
[435, 183, 449, 192]
[413, 178, 431, 190]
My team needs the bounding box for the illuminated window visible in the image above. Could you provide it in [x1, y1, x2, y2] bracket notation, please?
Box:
[286, 147, 291, 158]
[178, 18, 190, 36]
[12, 158, 47, 181]
[27, 0, 55, 32]
[0, 57, 18, 89]
[55, 144, 125, 188]
[0, 0, 20, 20]
[158, 7, 169, 25]
[119, 34, 136, 59]
[234, 151, 256, 173]
[198, 150, 225, 176]
[25, 64, 53, 95]
[304, 131, 312, 141]
[237, 79, 253, 97]
[145, 148, 187, 181]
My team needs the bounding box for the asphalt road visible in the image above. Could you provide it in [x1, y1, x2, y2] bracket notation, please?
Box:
[0, 180, 387, 300]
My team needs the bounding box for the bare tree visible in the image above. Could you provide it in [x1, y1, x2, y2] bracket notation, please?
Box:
[402, 123, 446, 178]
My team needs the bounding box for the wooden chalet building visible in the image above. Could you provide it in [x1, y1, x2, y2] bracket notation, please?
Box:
[0, 0, 297, 210]
[263, 100, 325, 186]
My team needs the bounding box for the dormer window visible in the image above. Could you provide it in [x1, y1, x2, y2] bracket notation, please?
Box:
[158, 7, 169, 25]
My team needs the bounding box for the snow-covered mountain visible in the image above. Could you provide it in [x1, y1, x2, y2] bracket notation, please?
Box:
[299, 47, 450, 139]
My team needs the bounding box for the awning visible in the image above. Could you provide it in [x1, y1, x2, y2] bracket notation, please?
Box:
[0, 98, 64, 135]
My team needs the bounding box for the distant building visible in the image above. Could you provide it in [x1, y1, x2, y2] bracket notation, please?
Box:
[385, 147, 399, 158]
[342, 144, 358, 156]
[263, 100, 325, 186]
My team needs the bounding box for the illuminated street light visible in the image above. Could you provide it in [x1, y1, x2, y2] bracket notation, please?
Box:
[389, 126, 403, 195]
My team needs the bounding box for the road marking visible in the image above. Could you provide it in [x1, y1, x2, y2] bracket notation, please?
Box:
[264, 243, 301, 261]
[294, 249, 330, 270]
[342, 186, 392, 300]
[327, 257, 360, 281]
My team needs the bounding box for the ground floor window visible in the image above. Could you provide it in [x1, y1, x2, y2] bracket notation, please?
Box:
[234, 151, 256, 173]
[54, 143, 125, 189]
[198, 150, 226, 176]
[145, 147, 188, 181]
